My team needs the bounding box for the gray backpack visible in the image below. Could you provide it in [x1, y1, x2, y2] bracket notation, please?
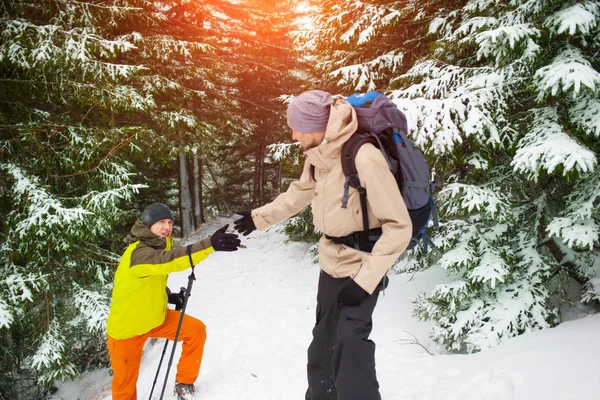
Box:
[338, 92, 438, 251]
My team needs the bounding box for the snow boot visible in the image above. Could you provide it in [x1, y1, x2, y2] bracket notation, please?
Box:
[174, 381, 195, 400]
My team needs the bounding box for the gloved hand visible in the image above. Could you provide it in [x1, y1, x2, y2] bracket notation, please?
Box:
[210, 224, 241, 251]
[337, 279, 368, 306]
[166, 287, 185, 311]
[233, 210, 257, 236]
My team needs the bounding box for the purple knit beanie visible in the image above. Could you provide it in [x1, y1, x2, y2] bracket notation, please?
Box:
[286, 90, 334, 133]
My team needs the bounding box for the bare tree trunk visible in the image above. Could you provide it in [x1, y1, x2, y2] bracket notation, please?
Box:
[258, 142, 264, 204]
[179, 153, 194, 237]
[205, 160, 231, 214]
[253, 136, 265, 206]
[276, 162, 282, 194]
[192, 154, 204, 226]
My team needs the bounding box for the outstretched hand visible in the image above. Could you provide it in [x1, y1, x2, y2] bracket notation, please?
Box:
[233, 210, 257, 236]
[210, 224, 241, 252]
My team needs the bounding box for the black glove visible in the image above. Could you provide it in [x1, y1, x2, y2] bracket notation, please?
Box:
[233, 210, 257, 236]
[337, 279, 368, 306]
[166, 287, 185, 311]
[210, 224, 241, 251]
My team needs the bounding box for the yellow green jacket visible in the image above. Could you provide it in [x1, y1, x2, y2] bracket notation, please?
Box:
[106, 219, 214, 340]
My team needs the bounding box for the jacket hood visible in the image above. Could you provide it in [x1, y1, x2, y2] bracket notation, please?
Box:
[126, 219, 168, 249]
[304, 97, 357, 170]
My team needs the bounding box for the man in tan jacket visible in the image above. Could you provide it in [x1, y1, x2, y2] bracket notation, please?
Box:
[234, 90, 412, 400]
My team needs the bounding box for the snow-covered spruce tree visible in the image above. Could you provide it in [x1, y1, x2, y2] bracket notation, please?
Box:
[107, 0, 246, 232]
[0, 1, 157, 396]
[204, 0, 310, 212]
[389, 0, 600, 352]
[300, 0, 455, 93]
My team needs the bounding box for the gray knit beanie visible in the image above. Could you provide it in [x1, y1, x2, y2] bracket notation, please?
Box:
[141, 203, 174, 227]
[286, 90, 334, 133]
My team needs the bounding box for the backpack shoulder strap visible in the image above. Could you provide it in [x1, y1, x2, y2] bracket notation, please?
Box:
[340, 132, 377, 239]
[341, 132, 376, 191]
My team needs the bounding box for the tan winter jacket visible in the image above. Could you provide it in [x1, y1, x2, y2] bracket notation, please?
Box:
[251, 98, 412, 294]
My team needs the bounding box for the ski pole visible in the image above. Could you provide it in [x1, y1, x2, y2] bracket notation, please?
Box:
[148, 339, 169, 400]
[159, 244, 196, 400]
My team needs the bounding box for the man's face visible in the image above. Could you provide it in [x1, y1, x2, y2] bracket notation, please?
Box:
[292, 130, 326, 152]
[150, 219, 173, 238]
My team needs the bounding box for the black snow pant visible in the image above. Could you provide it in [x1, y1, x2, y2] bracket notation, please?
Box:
[305, 271, 382, 400]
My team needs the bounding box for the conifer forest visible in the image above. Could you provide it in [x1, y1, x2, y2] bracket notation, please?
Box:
[1, 0, 599, 397]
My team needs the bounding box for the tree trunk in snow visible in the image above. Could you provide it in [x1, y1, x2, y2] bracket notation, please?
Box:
[276, 162, 282, 194]
[179, 153, 194, 237]
[254, 137, 265, 207]
[192, 154, 204, 227]
[205, 160, 231, 214]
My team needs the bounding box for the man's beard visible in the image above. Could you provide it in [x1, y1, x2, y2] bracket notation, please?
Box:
[302, 142, 319, 152]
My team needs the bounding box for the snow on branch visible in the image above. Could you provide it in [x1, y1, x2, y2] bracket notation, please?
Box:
[547, 170, 600, 250]
[0, 19, 139, 67]
[0, 300, 12, 330]
[137, 35, 214, 61]
[429, 280, 471, 311]
[435, 220, 480, 274]
[267, 142, 301, 163]
[2, 164, 91, 236]
[544, 2, 599, 36]
[2, 267, 47, 305]
[153, 110, 199, 129]
[434, 219, 478, 249]
[561, 170, 600, 222]
[438, 242, 476, 272]
[512, 108, 597, 181]
[474, 23, 540, 63]
[438, 183, 511, 220]
[569, 94, 600, 138]
[390, 62, 504, 153]
[83, 183, 147, 211]
[516, 233, 550, 277]
[468, 246, 509, 289]
[454, 16, 498, 37]
[464, 0, 496, 13]
[31, 320, 64, 370]
[330, 50, 404, 91]
[337, 1, 402, 45]
[30, 320, 78, 383]
[464, 280, 552, 351]
[72, 284, 110, 333]
[547, 218, 599, 250]
[533, 46, 600, 101]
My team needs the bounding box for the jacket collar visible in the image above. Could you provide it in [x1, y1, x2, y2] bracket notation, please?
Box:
[127, 219, 172, 250]
[304, 98, 357, 170]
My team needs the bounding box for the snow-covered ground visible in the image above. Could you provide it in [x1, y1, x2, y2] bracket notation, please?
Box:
[54, 217, 600, 400]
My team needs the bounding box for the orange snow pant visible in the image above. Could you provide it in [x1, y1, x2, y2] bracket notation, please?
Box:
[107, 309, 207, 400]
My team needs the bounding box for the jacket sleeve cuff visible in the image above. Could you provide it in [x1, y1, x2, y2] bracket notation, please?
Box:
[251, 208, 272, 230]
[194, 237, 213, 251]
[190, 238, 214, 265]
[353, 268, 384, 295]
[353, 253, 397, 294]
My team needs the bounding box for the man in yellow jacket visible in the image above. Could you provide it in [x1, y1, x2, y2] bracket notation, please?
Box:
[234, 90, 412, 400]
[106, 203, 240, 400]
